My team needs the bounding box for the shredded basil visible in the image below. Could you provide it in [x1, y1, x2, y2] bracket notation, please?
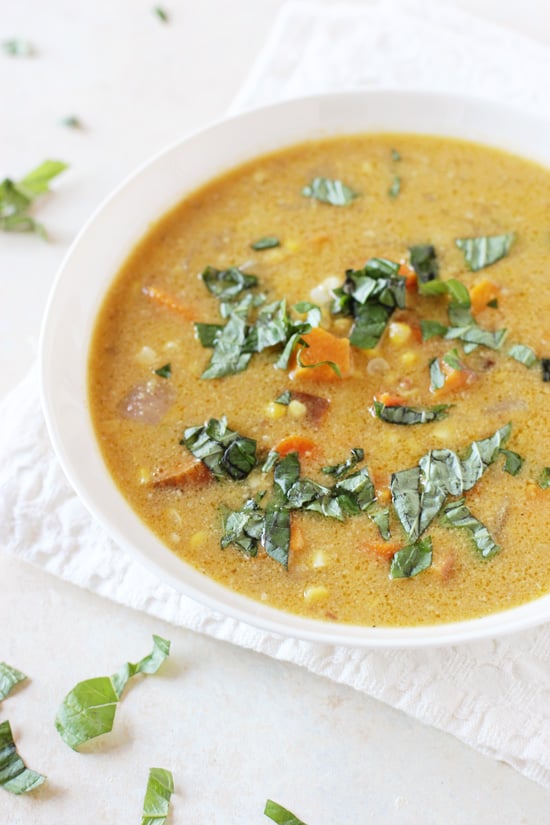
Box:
[2, 39, 34, 56]
[389, 537, 433, 578]
[263, 502, 291, 568]
[487, 297, 499, 308]
[201, 266, 258, 301]
[500, 449, 523, 476]
[264, 800, 308, 825]
[420, 278, 506, 350]
[55, 635, 170, 750]
[322, 448, 364, 478]
[141, 768, 174, 825]
[429, 357, 445, 391]
[154, 363, 171, 378]
[422, 320, 448, 340]
[441, 499, 500, 558]
[200, 313, 252, 378]
[0, 720, 45, 795]
[373, 400, 451, 425]
[194, 322, 223, 348]
[542, 359, 550, 382]
[60, 115, 81, 128]
[302, 177, 359, 206]
[153, 6, 169, 22]
[388, 175, 401, 198]
[262, 450, 279, 473]
[391, 148, 401, 162]
[251, 236, 280, 250]
[331, 257, 406, 349]
[369, 507, 391, 540]
[538, 468, 550, 490]
[0, 160, 67, 237]
[183, 417, 257, 481]
[0, 663, 26, 701]
[409, 244, 439, 283]
[442, 349, 463, 371]
[508, 344, 538, 368]
[455, 233, 515, 271]
[275, 390, 291, 406]
[221, 497, 265, 556]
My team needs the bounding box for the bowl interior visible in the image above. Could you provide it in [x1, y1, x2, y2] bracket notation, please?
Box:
[40, 89, 550, 647]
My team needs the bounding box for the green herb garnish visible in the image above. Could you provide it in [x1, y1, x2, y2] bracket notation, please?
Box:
[2, 38, 34, 56]
[274, 390, 291, 406]
[201, 265, 258, 301]
[442, 348, 463, 371]
[441, 499, 500, 558]
[388, 175, 401, 198]
[221, 496, 265, 556]
[373, 400, 451, 425]
[183, 416, 257, 481]
[0, 160, 67, 237]
[389, 537, 433, 578]
[409, 244, 439, 283]
[60, 115, 82, 128]
[538, 468, 550, 489]
[455, 233, 515, 271]
[0, 663, 26, 701]
[487, 297, 499, 308]
[302, 177, 359, 206]
[55, 635, 170, 750]
[154, 363, 171, 378]
[0, 721, 45, 795]
[331, 257, 406, 349]
[153, 6, 169, 22]
[422, 320, 448, 341]
[429, 357, 445, 392]
[369, 507, 391, 540]
[508, 344, 538, 368]
[420, 278, 506, 350]
[322, 448, 364, 478]
[264, 799, 308, 825]
[251, 236, 280, 250]
[542, 359, 550, 382]
[391, 148, 401, 162]
[140, 768, 174, 825]
[500, 449, 523, 476]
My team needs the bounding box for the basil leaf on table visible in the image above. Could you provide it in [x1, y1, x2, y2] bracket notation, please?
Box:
[455, 233, 515, 271]
[301, 177, 359, 206]
[0, 720, 45, 794]
[264, 799, 308, 825]
[55, 635, 170, 750]
[0, 662, 27, 701]
[141, 767, 174, 825]
[0, 160, 67, 237]
[389, 537, 433, 578]
[441, 499, 500, 558]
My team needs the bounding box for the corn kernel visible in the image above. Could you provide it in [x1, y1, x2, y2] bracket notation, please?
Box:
[400, 351, 419, 368]
[304, 585, 329, 604]
[288, 400, 307, 419]
[135, 345, 157, 365]
[388, 322, 412, 346]
[138, 467, 151, 485]
[311, 549, 328, 569]
[285, 239, 300, 252]
[265, 401, 287, 420]
[163, 340, 179, 352]
[253, 169, 267, 184]
[362, 160, 373, 173]
[189, 530, 208, 550]
[170, 533, 181, 544]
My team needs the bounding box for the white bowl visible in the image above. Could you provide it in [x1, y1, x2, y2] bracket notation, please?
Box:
[40, 90, 550, 647]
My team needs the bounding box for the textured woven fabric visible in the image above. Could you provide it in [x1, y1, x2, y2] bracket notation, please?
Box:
[1, 0, 549, 790]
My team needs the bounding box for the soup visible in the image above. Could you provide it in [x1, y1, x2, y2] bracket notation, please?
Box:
[89, 134, 550, 627]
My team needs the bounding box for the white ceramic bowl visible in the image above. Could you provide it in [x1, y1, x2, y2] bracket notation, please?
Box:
[40, 90, 550, 647]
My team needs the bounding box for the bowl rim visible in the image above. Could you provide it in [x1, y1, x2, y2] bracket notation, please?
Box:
[40, 87, 550, 648]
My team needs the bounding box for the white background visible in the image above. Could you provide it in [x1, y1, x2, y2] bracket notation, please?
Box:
[1, 1, 550, 822]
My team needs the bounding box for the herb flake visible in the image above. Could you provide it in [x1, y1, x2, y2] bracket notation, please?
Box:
[0, 159, 67, 237]
[251, 236, 280, 250]
[508, 344, 538, 368]
[0, 721, 45, 795]
[456, 233, 515, 271]
[183, 417, 257, 481]
[140, 767, 174, 825]
[154, 363, 171, 378]
[409, 244, 439, 283]
[373, 400, 451, 425]
[264, 800, 308, 825]
[388, 175, 401, 198]
[389, 537, 433, 578]
[441, 499, 500, 558]
[302, 177, 359, 206]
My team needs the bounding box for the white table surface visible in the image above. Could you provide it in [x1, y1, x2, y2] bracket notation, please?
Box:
[2, 1, 550, 822]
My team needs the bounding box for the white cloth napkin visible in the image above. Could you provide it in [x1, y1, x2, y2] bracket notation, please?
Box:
[2, 0, 550, 789]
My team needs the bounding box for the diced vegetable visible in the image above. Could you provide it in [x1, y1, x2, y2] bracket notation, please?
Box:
[469, 279, 500, 314]
[289, 327, 351, 381]
[152, 456, 212, 488]
[275, 435, 317, 459]
[143, 285, 197, 321]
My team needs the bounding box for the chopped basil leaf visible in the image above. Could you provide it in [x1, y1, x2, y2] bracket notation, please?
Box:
[201, 266, 258, 301]
[55, 635, 170, 750]
[153, 6, 169, 22]
[369, 507, 391, 540]
[538, 468, 550, 489]
[262, 450, 279, 473]
[388, 175, 401, 198]
[251, 236, 280, 250]
[322, 447, 364, 478]
[221, 497, 264, 556]
[263, 503, 291, 568]
[0, 720, 45, 794]
[0, 160, 67, 237]
[429, 357, 445, 391]
[455, 233, 515, 271]
[60, 115, 81, 129]
[302, 177, 359, 206]
[331, 257, 406, 349]
[508, 344, 538, 368]
[391, 424, 511, 542]
[275, 390, 292, 406]
[391, 148, 401, 162]
[201, 313, 252, 378]
[0, 663, 26, 701]
[422, 320, 448, 341]
[264, 800, 308, 825]
[409, 244, 439, 283]
[389, 537, 432, 578]
[2, 39, 34, 56]
[487, 297, 499, 308]
[373, 399, 451, 425]
[141, 768, 174, 825]
[500, 449, 523, 476]
[273, 452, 301, 497]
[444, 324, 506, 350]
[542, 359, 550, 382]
[442, 349, 463, 371]
[183, 416, 257, 481]
[154, 363, 171, 378]
[194, 322, 223, 347]
[441, 499, 500, 558]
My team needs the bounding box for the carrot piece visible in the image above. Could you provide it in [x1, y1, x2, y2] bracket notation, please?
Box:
[275, 435, 317, 458]
[143, 285, 197, 322]
[289, 327, 351, 382]
[469, 279, 500, 315]
[152, 457, 211, 488]
[364, 540, 401, 559]
[375, 392, 407, 407]
[399, 263, 417, 290]
[434, 364, 476, 396]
